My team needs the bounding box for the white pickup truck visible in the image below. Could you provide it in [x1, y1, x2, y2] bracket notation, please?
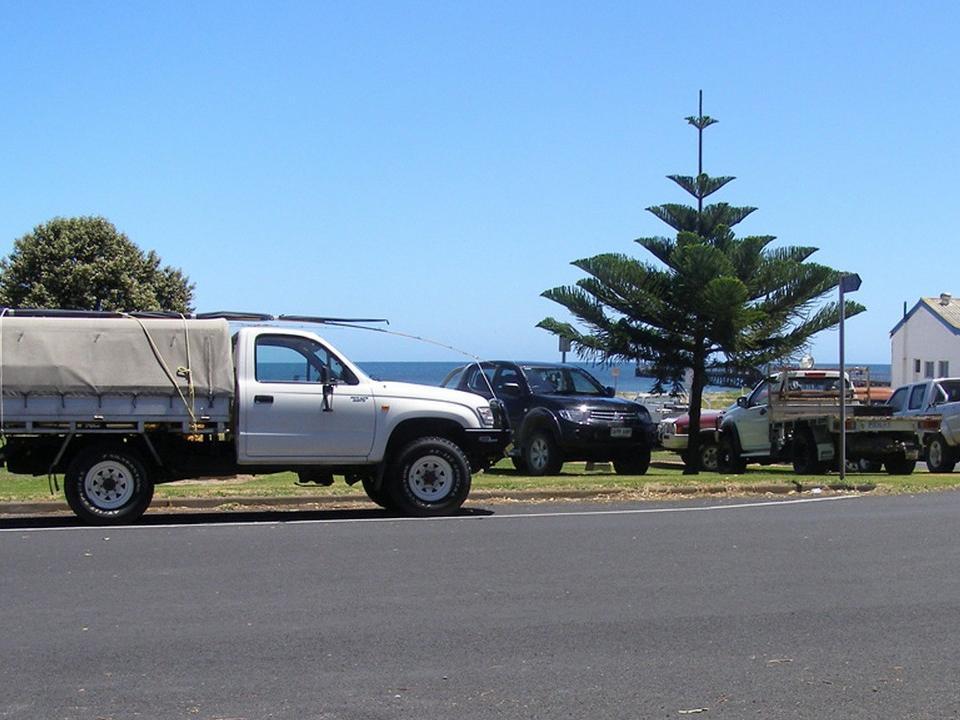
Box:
[887, 378, 960, 472]
[718, 368, 933, 475]
[0, 312, 510, 523]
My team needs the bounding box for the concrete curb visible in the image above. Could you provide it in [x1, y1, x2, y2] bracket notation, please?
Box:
[0, 483, 876, 516]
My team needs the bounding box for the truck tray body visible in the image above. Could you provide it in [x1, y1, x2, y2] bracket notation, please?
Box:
[0, 316, 234, 430]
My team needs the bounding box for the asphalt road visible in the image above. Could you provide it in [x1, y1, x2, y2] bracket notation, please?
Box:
[3, 493, 960, 720]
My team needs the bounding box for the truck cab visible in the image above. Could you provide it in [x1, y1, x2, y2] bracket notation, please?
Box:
[887, 378, 960, 472]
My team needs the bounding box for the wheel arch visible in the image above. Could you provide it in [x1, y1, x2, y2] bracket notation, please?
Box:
[719, 425, 743, 454]
[517, 409, 562, 447]
[384, 418, 467, 462]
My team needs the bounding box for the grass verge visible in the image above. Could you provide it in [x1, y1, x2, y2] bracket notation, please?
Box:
[1, 452, 958, 504]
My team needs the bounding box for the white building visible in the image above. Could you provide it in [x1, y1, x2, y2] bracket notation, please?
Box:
[890, 293, 960, 387]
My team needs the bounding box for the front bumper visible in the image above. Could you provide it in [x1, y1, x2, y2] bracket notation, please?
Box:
[463, 427, 513, 466]
[557, 420, 656, 457]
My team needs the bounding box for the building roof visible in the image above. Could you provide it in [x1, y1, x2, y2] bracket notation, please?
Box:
[890, 294, 960, 337]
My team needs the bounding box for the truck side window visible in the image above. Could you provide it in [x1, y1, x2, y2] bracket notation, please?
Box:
[887, 387, 907, 412]
[747, 381, 769, 407]
[465, 366, 495, 397]
[908, 384, 927, 411]
[255, 335, 357, 385]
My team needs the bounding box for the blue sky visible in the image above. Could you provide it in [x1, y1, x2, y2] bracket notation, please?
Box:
[0, 1, 956, 363]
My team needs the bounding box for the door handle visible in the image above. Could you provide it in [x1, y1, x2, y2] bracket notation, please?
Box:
[254, 395, 274, 404]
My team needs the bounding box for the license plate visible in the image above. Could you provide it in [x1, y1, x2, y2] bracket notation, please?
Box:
[610, 427, 632, 438]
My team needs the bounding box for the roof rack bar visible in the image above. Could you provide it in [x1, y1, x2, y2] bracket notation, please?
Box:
[278, 315, 388, 324]
[195, 311, 276, 321]
[2, 308, 128, 318]
[1, 308, 389, 324]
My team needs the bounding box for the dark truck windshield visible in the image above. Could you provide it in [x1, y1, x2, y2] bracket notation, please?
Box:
[521, 366, 607, 396]
[783, 375, 849, 393]
[937, 380, 960, 404]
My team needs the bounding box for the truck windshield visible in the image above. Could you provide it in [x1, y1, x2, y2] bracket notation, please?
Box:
[784, 376, 849, 393]
[937, 380, 960, 403]
[521, 366, 607, 396]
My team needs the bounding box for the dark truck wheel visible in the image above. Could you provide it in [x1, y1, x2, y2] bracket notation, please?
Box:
[64, 446, 154, 525]
[884, 454, 916, 475]
[523, 431, 563, 476]
[792, 432, 829, 475]
[926, 434, 957, 473]
[511, 456, 530, 474]
[388, 437, 472, 516]
[613, 446, 651, 475]
[717, 433, 747, 474]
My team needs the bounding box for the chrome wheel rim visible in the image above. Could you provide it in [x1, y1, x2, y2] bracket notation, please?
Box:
[701, 444, 719, 471]
[407, 455, 454, 502]
[84, 460, 135, 510]
[929, 440, 944, 468]
[528, 437, 551, 472]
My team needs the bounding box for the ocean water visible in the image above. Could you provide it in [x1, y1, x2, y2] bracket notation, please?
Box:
[357, 361, 893, 394]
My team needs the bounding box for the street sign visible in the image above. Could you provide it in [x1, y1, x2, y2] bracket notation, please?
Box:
[840, 274, 862, 293]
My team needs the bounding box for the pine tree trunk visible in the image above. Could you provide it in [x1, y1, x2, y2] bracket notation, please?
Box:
[683, 341, 707, 475]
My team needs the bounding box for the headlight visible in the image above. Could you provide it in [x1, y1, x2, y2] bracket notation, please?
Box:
[476, 406, 495, 427]
[558, 407, 590, 424]
[636, 405, 651, 422]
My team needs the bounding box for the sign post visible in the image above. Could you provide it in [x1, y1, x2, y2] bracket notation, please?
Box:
[838, 273, 862, 482]
[559, 337, 572, 364]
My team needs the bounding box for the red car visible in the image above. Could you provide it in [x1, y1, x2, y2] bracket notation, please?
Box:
[659, 408, 726, 471]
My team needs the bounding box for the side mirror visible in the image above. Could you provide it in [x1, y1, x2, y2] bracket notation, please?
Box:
[605, 386, 616, 398]
[736, 396, 747, 408]
[313, 364, 329, 383]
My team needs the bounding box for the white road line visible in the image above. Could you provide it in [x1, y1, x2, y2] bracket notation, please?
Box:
[0, 495, 859, 534]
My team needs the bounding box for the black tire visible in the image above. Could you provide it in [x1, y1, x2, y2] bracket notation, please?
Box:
[522, 431, 563, 476]
[884, 454, 917, 475]
[64, 446, 154, 525]
[717, 433, 747, 474]
[511, 456, 530, 474]
[792, 432, 828, 475]
[387, 437, 472, 516]
[361, 475, 396, 510]
[926, 434, 957, 473]
[613, 446, 651, 475]
[689, 440, 719, 473]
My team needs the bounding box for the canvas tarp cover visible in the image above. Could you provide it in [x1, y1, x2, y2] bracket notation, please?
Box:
[0, 317, 235, 397]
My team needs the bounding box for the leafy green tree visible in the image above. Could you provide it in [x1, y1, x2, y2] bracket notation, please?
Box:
[538, 97, 864, 473]
[0, 216, 195, 313]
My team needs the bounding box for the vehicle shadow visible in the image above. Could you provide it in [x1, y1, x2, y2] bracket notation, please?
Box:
[0, 506, 496, 530]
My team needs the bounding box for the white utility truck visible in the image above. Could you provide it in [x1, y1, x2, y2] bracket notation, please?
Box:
[0, 311, 510, 524]
[718, 368, 934, 475]
[888, 378, 960, 472]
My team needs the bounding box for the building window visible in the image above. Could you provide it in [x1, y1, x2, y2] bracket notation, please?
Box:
[914, 359, 922, 374]
[925, 361, 935, 378]
[940, 361, 950, 377]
